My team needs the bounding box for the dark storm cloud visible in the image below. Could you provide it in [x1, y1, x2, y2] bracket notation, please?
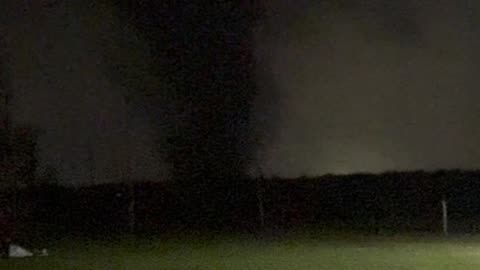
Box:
[3, 1, 166, 184]
[255, 0, 480, 176]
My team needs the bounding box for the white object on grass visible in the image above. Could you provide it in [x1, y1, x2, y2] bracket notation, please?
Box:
[8, 245, 33, 258]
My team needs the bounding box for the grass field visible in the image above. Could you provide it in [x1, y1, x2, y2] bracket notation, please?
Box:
[2, 233, 480, 269]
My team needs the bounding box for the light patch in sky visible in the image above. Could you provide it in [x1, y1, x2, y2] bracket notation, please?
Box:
[255, 0, 480, 177]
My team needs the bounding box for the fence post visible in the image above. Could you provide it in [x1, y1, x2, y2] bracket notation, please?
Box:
[442, 197, 448, 236]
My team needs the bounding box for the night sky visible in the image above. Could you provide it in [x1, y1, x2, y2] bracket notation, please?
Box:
[2, 1, 480, 184]
[3, 1, 165, 184]
[256, 0, 480, 176]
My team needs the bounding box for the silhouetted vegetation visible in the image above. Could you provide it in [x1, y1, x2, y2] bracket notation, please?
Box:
[5, 169, 480, 242]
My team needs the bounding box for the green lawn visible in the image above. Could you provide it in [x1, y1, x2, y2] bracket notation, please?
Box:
[2, 234, 480, 269]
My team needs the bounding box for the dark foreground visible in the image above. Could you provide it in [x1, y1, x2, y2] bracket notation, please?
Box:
[1, 233, 480, 270]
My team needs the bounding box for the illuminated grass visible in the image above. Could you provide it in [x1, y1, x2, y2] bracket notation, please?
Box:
[2, 234, 480, 269]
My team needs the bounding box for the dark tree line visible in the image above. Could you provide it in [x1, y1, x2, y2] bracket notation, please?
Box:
[10, 170, 480, 239]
